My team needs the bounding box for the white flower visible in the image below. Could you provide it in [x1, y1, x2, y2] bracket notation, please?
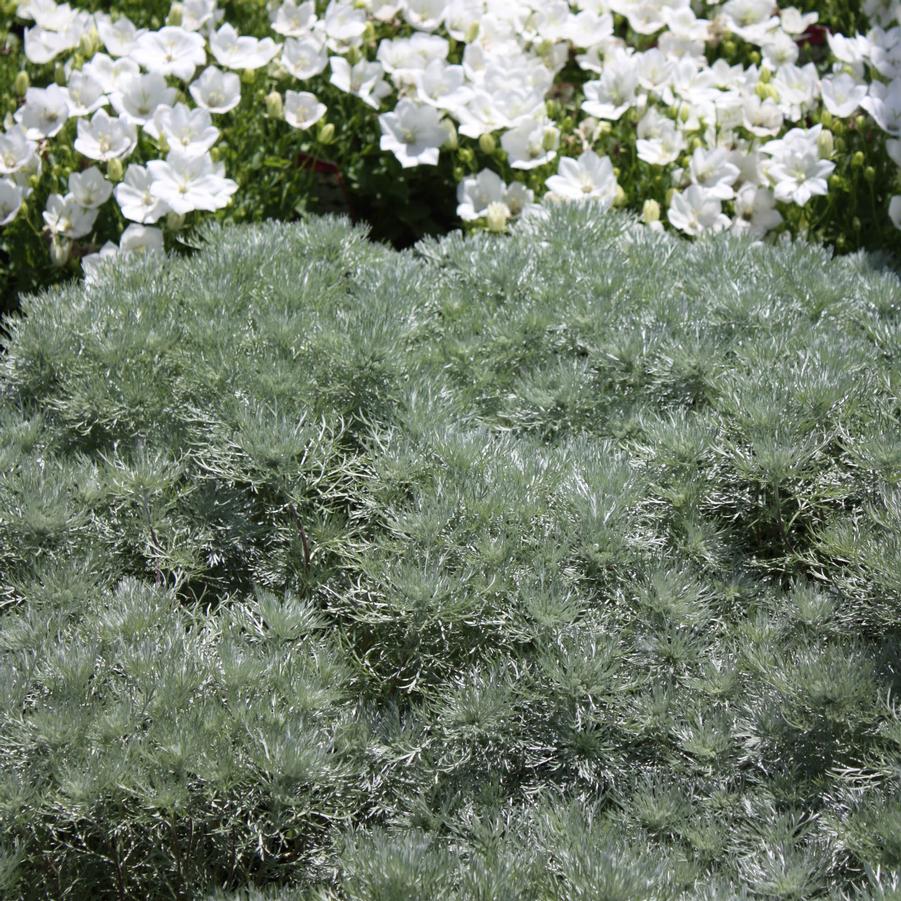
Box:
[544, 150, 618, 206]
[862, 79, 901, 136]
[114, 163, 170, 223]
[150, 103, 219, 157]
[97, 14, 145, 57]
[415, 59, 472, 111]
[81, 241, 119, 285]
[181, 0, 222, 32]
[378, 99, 447, 167]
[820, 73, 869, 118]
[890, 195, 901, 229]
[780, 7, 818, 35]
[82, 53, 140, 94]
[24, 23, 80, 65]
[456, 168, 536, 224]
[581, 57, 639, 120]
[284, 91, 327, 129]
[0, 127, 39, 176]
[209, 23, 279, 70]
[15, 85, 69, 139]
[667, 185, 730, 236]
[68, 167, 113, 209]
[189, 67, 242, 114]
[272, 0, 318, 37]
[324, 1, 367, 49]
[329, 57, 390, 109]
[119, 223, 164, 255]
[110, 72, 177, 126]
[282, 36, 329, 80]
[42, 192, 98, 239]
[403, 0, 447, 32]
[0, 179, 25, 226]
[147, 149, 238, 215]
[130, 27, 207, 82]
[761, 125, 835, 205]
[500, 116, 559, 170]
[688, 147, 740, 200]
[74, 110, 138, 162]
[731, 183, 782, 238]
[64, 71, 108, 117]
[742, 94, 783, 137]
[635, 109, 685, 166]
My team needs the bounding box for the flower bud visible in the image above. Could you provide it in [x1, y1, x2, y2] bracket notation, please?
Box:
[168, 2, 184, 25]
[759, 67, 772, 84]
[679, 104, 691, 123]
[14, 71, 29, 97]
[78, 27, 100, 57]
[166, 211, 185, 231]
[854, 114, 866, 129]
[816, 128, 833, 158]
[485, 201, 510, 233]
[441, 120, 458, 151]
[50, 237, 71, 268]
[546, 99, 560, 118]
[749, 50, 761, 65]
[864, 165, 876, 183]
[317, 122, 336, 144]
[851, 150, 865, 168]
[852, 216, 861, 231]
[458, 147, 474, 164]
[478, 132, 496, 155]
[363, 21, 376, 43]
[665, 187, 675, 205]
[833, 136, 845, 153]
[54, 63, 66, 86]
[452, 165, 464, 181]
[832, 119, 844, 135]
[241, 68, 256, 85]
[107, 157, 124, 182]
[158, 134, 170, 153]
[542, 126, 559, 152]
[641, 199, 661, 223]
[828, 174, 845, 191]
[465, 22, 479, 43]
[722, 40, 737, 56]
[265, 91, 283, 119]
[820, 110, 833, 129]
[613, 185, 626, 207]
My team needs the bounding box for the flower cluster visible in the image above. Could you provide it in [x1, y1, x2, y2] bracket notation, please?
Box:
[0, 0, 898, 283]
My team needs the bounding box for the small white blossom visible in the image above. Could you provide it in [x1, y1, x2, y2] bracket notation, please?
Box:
[544, 150, 619, 206]
[68, 167, 113, 209]
[119, 223, 165, 255]
[500, 116, 559, 170]
[272, 0, 318, 37]
[284, 91, 327, 129]
[209, 24, 280, 70]
[42, 192, 98, 239]
[114, 163, 171, 224]
[282, 36, 329, 80]
[0, 179, 25, 226]
[820, 73, 869, 119]
[378, 99, 447, 167]
[761, 125, 835, 205]
[189, 67, 242, 114]
[15, 85, 69, 140]
[0, 127, 39, 176]
[147, 149, 238, 215]
[110, 72, 177, 127]
[667, 185, 730, 236]
[150, 103, 220, 157]
[74, 109, 138, 162]
[130, 27, 208, 82]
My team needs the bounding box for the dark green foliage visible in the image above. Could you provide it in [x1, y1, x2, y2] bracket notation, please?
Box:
[1, 206, 900, 898]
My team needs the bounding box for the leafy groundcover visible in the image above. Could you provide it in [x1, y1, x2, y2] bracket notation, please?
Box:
[1, 207, 900, 900]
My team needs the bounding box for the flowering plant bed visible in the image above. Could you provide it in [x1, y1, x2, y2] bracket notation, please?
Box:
[0, 0, 899, 317]
[1, 207, 900, 898]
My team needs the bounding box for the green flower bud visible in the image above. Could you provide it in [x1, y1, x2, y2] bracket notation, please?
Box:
[478, 132, 496, 155]
[833, 136, 845, 153]
[546, 99, 560, 118]
[158, 134, 170, 153]
[166, 211, 186, 231]
[465, 22, 479, 43]
[265, 90, 283, 119]
[458, 147, 474, 164]
[317, 122, 336, 144]
[641, 199, 661, 223]
[723, 40, 737, 56]
[54, 63, 66, 86]
[864, 165, 876, 183]
[363, 21, 376, 43]
[759, 67, 772, 84]
[613, 185, 626, 207]
[107, 157, 124, 182]
[828, 174, 844, 191]
[851, 150, 865, 168]
[542, 127, 559, 152]
[749, 51, 761, 65]
[831, 119, 844, 135]
[78, 27, 100, 57]
[14, 70, 29, 97]
[168, 2, 184, 26]
[820, 110, 833, 129]
[816, 128, 833, 159]
[852, 216, 861, 231]
[50, 237, 71, 268]
[854, 114, 866, 129]
[442, 121, 458, 151]
[241, 68, 256, 85]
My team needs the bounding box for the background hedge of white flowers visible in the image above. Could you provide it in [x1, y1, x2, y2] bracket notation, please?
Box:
[0, 0, 899, 314]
